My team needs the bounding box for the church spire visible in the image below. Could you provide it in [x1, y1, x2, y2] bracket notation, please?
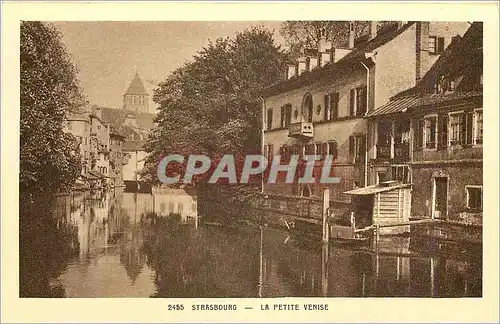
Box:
[125, 73, 148, 96]
[123, 72, 150, 113]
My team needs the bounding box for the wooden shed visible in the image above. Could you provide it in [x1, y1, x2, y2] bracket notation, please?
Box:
[344, 181, 412, 235]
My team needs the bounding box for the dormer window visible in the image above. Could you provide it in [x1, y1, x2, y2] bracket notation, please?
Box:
[436, 75, 459, 94]
[429, 36, 445, 54]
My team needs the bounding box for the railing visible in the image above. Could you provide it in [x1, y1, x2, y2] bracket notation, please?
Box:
[376, 145, 391, 159]
[289, 122, 314, 139]
[394, 142, 410, 161]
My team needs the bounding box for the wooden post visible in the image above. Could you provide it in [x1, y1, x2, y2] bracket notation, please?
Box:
[322, 188, 330, 244]
[195, 203, 199, 229]
[321, 243, 329, 297]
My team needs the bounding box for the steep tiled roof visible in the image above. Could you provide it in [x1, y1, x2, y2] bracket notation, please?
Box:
[366, 92, 482, 117]
[367, 22, 483, 118]
[123, 140, 146, 152]
[260, 22, 415, 97]
[125, 73, 148, 95]
[91, 105, 156, 131]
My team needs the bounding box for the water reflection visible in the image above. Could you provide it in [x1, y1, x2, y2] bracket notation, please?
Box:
[19, 190, 481, 298]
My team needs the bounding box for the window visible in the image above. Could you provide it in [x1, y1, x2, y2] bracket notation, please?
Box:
[315, 143, 322, 158]
[328, 141, 338, 160]
[280, 145, 291, 162]
[429, 36, 445, 54]
[191, 203, 197, 213]
[97, 125, 101, 131]
[449, 113, 463, 145]
[391, 165, 410, 184]
[475, 109, 483, 144]
[449, 112, 473, 146]
[424, 116, 437, 149]
[349, 135, 366, 163]
[267, 109, 273, 130]
[178, 203, 184, 214]
[350, 87, 367, 117]
[325, 92, 339, 120]
[466, 186, 482, 210]
[305, 144, 315, 155]
[356, 86, 367, 116]
[280, 104, 292, 128]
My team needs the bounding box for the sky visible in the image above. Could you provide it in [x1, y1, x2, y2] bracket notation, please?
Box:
[54, 21, 285, 112]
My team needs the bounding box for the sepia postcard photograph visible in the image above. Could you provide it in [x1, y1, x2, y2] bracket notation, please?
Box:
[1, 1, 499, 323]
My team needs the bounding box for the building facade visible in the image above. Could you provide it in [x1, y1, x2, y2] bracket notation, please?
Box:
[109, 127, 126, 188]
[260, 21, 469, 204]
[366, 22, 483, 224]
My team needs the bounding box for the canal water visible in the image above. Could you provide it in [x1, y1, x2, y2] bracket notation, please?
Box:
[19, 189, 482, 298]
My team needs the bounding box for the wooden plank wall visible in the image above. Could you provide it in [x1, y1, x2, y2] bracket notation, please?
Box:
[373, 189, 406, 224]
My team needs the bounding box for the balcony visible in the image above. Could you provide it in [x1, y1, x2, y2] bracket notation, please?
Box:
[289, 122, 314, 139]
[376, 143, 410, 162]
[376, 145, 391, 159]
[394, 142, 410, 161]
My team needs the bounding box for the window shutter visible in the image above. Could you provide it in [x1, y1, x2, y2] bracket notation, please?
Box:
[280, 106, 285, 128]
[465, 111, 474, 145]
[321, 143, 328, 158]
[350, 89, 356, 116]
[267, 109, 273, 130]
[437, 37, 445, 53]
[438, 114, 448, 149]
[329, 141, 338, 160]
[349, 136, 355, 158]
[330, 93, 339, 120]
[324, 95, 330, 120]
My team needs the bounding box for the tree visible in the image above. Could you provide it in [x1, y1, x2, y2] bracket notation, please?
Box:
[20, 22, 83, 195]
[280, 21, 397, 59]
[142, 27, 286, 219]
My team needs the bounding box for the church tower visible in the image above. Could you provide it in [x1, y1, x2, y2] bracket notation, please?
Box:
[123, 73, 150, 113]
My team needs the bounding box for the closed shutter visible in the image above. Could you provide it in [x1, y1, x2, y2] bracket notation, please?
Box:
[350, 89, 356, 116]
[280, 106, 285, 128]
[437, 37, 445, 53]
[465, 111, 474, 145]
[330, 93, 339, 120]
[324, 95, 330, 120]
[438, 114, 448, 149]
[349, 136, 355, 159]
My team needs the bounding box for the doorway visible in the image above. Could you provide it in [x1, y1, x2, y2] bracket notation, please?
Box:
[433, 177, 448, 219]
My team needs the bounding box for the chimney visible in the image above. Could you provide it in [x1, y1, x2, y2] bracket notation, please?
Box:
[287, 63, 297, 79]
[369, 21, 378, 40]
[95, 106, 102, 120]
[297, 58, 307, 76]
[320, 51, 331, 67]
[348, 22, 355, 49]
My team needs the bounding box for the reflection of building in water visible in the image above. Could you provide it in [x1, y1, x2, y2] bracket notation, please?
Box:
[122, 192, 153, 223]
[119, 227, 147, 283]
[152, 187, 198, 223]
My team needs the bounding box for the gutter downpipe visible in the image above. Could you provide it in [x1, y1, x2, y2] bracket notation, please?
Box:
[360, 62, 370, 188]
[258, 96, 265, 194]
[361, 51, 376, 188]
